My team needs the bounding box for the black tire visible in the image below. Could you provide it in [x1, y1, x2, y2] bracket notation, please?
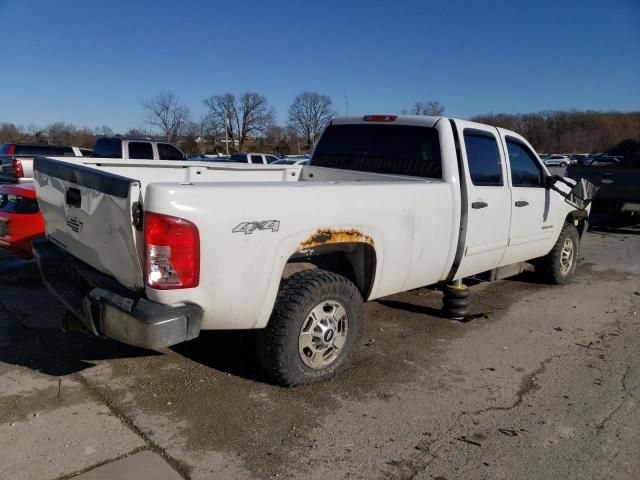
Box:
[560, 162, 568, 167]
[537, 223, 580, 284]
[257, 269, 364, 386]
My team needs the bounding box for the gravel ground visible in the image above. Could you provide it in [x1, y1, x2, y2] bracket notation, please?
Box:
[0, 226, 638, 480]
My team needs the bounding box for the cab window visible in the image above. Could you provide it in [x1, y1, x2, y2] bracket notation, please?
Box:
[128, 142, 154, 159]
[157, 143, 184, 160]
[506, 138, 544, 187]
[463, 130, 503, 186]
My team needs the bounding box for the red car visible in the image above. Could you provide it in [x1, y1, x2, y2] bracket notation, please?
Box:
[0, 183, 45, 257]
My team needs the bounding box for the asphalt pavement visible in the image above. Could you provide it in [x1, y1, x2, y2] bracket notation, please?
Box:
[0, 226, 638, 479]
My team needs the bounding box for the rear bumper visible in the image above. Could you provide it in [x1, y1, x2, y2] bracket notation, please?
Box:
[33, 239, 203, 350]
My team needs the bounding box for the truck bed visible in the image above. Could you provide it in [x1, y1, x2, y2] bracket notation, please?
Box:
[33, 156, 459, 330]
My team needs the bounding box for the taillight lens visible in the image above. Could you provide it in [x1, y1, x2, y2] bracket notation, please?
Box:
[144, 212, 200, 289]
[7, 145, 16, 155]
[12, 158, 24, 178]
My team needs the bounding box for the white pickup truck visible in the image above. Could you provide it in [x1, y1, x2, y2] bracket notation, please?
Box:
[32, 115, 594, 386]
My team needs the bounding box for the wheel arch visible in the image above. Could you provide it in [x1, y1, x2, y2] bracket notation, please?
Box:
[565, 209, 589, 237]
[287, 241, 377, 300]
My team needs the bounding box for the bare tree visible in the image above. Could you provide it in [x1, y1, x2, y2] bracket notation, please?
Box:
[237, 93, 275, 147]
[411, 101, 445, 116]
[203, 92, 274, 151]
[94, 125, 114, 137]
[142, 91, 191, 142]
[287, 92, 336, 147]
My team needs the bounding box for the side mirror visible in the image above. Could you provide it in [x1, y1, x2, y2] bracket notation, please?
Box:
[546, 175, 599, 210]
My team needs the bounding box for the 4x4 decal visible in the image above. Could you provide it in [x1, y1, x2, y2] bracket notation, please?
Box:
[233, 220, 280, 235]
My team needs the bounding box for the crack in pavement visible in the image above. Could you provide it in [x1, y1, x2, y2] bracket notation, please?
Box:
[382, 356, 556, 480]
[595, 365, 634, 435]
[0, 297, 191, 480]
[63, 372, 192, 480]
[383, 316, 638, 480]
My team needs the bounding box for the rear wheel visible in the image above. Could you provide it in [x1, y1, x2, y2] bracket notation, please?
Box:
[537, 223, 579, 284]
[257, 269, 364, 386]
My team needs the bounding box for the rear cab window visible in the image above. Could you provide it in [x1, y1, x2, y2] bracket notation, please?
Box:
[128, 142, 154, 159]
[250, 155, 264, 164]
[93, 139, 123, 158]
[229, 154, 250, 163]
[311, 124, 442, 178]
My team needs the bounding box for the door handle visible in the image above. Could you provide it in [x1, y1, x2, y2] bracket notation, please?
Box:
[515, 200, 529, 207]
[471, 201, 488, 209]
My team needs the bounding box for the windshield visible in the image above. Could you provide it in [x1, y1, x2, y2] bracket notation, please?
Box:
[312, 124, 442, 178]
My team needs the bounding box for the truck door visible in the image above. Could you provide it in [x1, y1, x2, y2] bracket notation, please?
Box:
[454, 120, 511, 278]
[499, 133, 555, 265]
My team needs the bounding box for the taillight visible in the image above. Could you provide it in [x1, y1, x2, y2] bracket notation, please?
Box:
[363, 115, 397, 122]
[12, 159, 24, 178]
[144, 212, 200, 289]
[7, 145, 15, 155]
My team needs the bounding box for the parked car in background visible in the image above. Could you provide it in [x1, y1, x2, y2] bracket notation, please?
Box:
[567, 139, 640, 227]
[221, 152, 281, 164]
[543, 155, 572, 167]
[570, 154, 591, 166]
[92, 137, 186, 160]
[0, 183, 44, 257]
[0, 143, 85, 183]
[271, 157, 310, 165]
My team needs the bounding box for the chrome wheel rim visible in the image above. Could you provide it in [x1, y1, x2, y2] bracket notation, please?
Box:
[560, 237, 574, 274]
[298, 300, 349, 369]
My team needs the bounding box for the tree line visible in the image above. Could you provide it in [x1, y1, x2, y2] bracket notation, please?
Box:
[1, 92, 638, 155]
[471, 110, 640, 154]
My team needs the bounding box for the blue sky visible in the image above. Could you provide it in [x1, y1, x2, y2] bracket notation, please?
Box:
[1, 0, 639, 133]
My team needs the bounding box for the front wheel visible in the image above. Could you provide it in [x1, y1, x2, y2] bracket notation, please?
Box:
[560, 162, 568, 167]
[536, 223, 580, 284]
[257, 269, 364, 386]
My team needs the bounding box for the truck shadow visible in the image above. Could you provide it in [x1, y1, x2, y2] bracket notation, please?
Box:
[0, 252, 159, 377]
[171, 331, 264, 382]
[0, 319, 158, 377]
[375, 299, 450, 319]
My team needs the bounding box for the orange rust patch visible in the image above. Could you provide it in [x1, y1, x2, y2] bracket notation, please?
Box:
[298, 228, 374, 251]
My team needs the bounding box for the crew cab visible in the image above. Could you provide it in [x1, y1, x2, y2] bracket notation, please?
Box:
[0, 183, 44, 257]
[32, 115, 594, 386]
[92, 137, 186, 160]
[0, 143, 88, 183]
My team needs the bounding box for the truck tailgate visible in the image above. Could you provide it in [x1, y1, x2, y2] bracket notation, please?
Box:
[33, 157, 144, 290]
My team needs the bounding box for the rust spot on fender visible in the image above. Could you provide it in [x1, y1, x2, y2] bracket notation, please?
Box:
[298, 228, 374, 252]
